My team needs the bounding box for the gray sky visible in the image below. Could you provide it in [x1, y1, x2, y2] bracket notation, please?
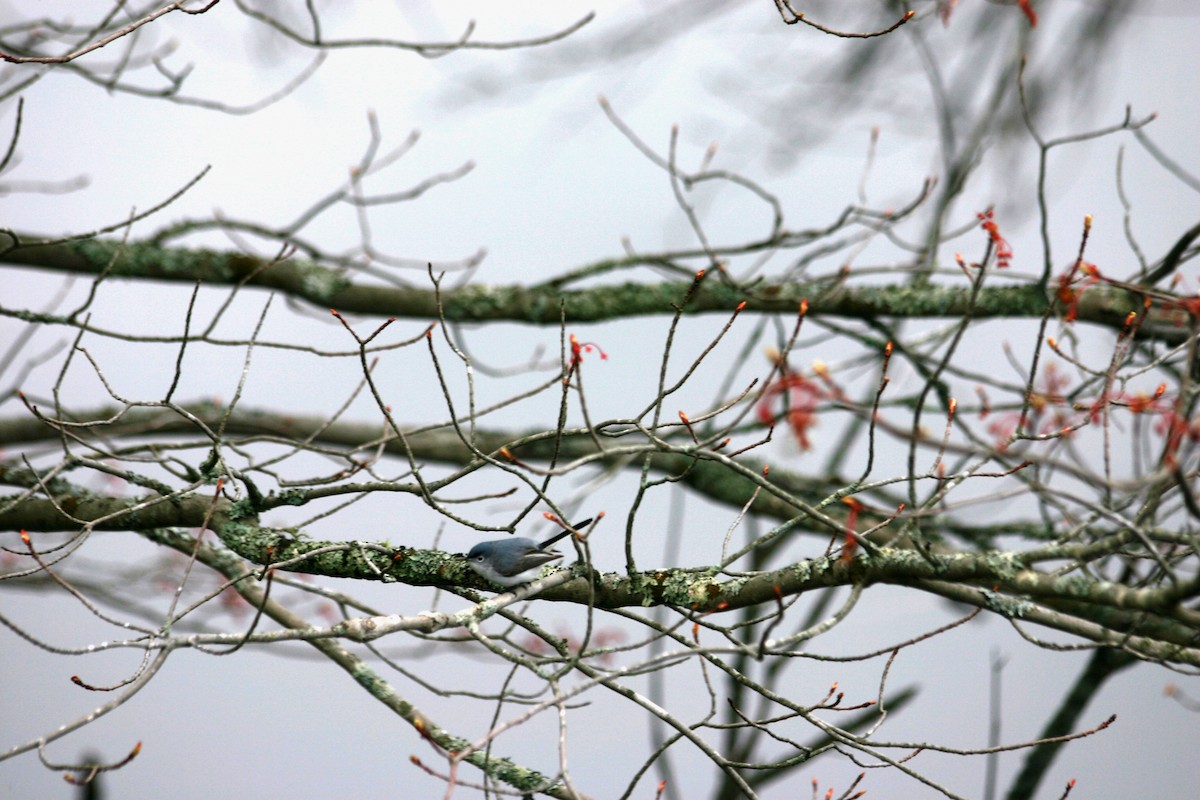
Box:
[3, 2, 1200, 798]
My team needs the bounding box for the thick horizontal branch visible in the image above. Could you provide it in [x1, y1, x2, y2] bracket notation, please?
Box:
[1, 234, 1162, 335]
[0, 402, 1034, 544]
[8, 490, 1198, 664]
[0, 488, 220, 533]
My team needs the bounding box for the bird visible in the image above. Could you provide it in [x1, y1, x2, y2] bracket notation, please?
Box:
[466, 518, 593, 588]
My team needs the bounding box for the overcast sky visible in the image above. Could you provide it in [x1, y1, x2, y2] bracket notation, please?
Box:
[3, 2, 1200, 798]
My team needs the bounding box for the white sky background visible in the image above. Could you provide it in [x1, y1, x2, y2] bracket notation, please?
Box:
[2, 1, 1200, 798]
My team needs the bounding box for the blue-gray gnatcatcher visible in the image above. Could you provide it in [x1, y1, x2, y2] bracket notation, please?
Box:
[466, 518, 593, 588]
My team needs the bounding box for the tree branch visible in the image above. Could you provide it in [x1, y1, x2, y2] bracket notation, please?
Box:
[0, 234, 1172, 339]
